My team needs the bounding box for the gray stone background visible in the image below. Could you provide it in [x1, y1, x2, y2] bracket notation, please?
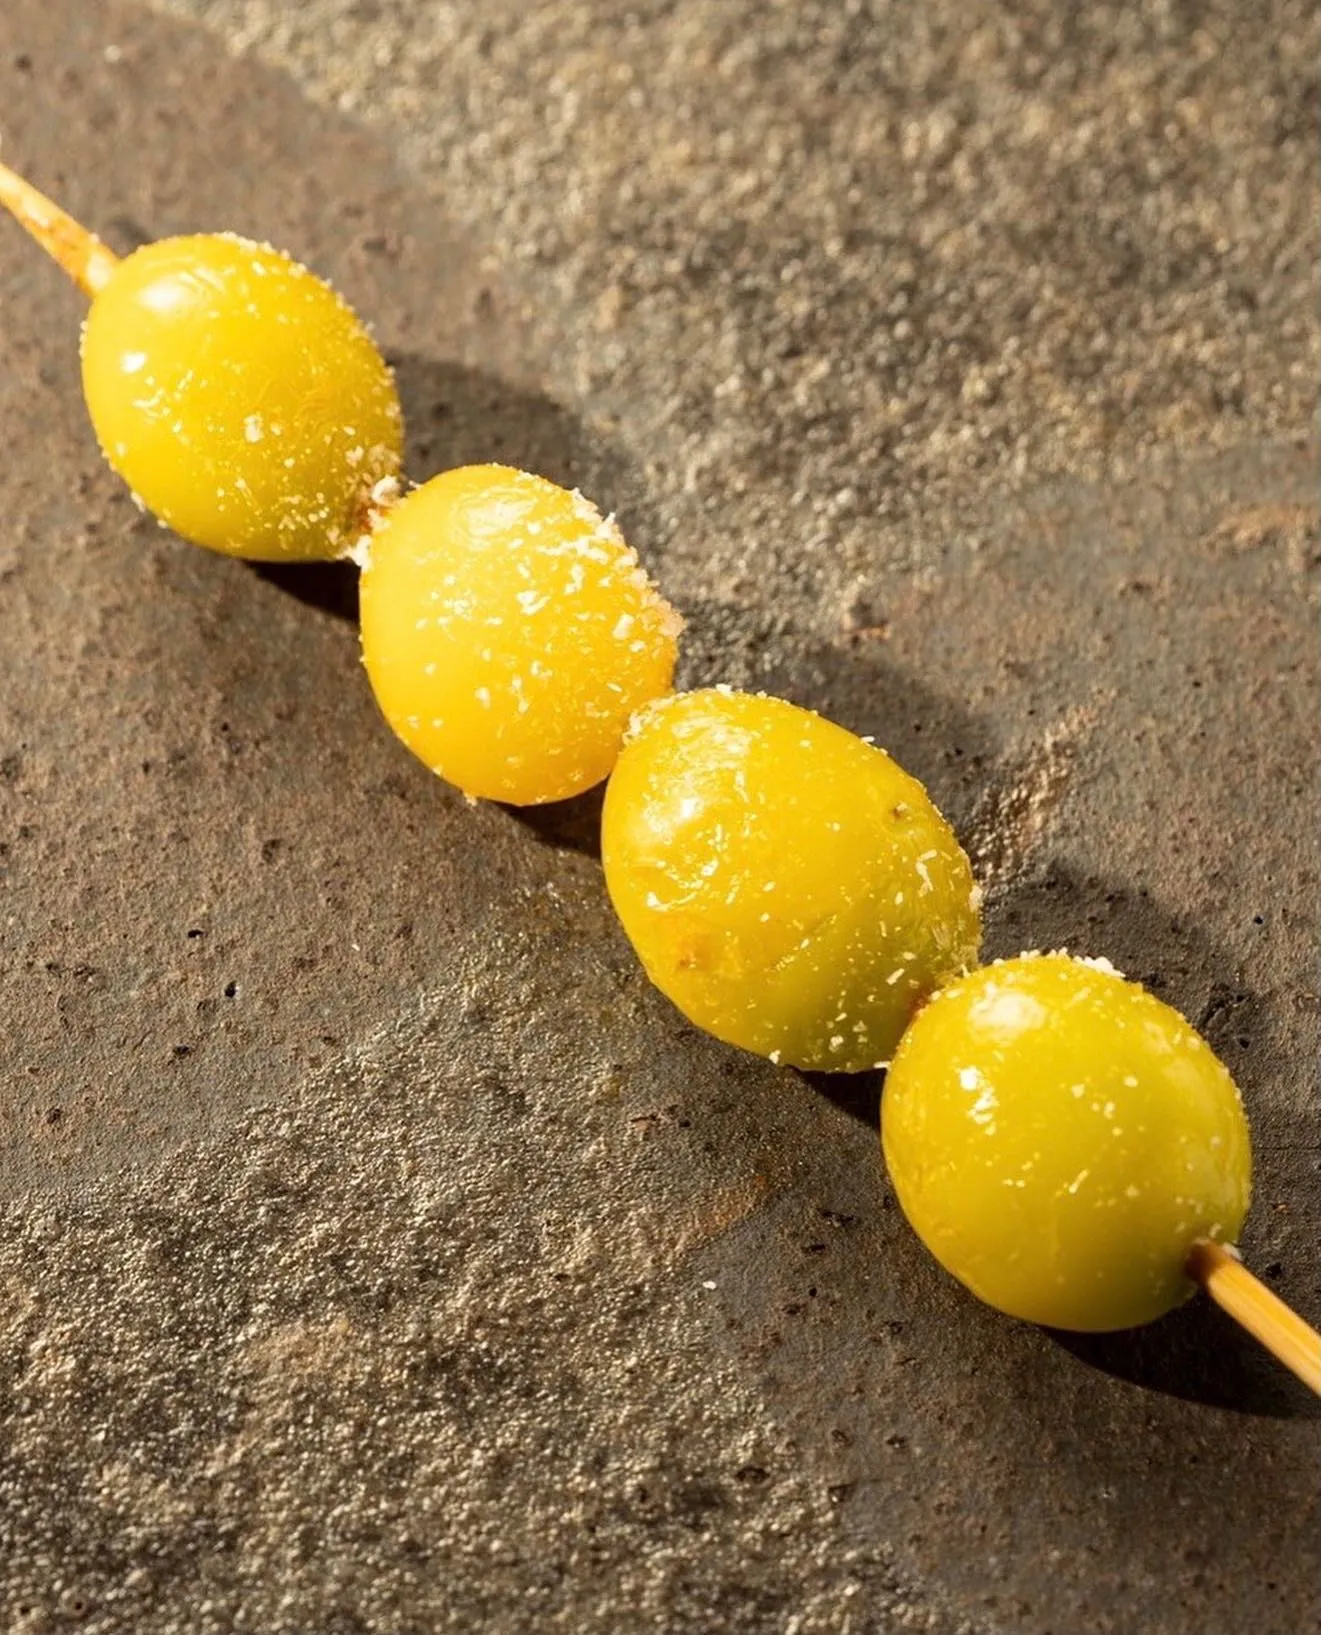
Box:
[0, 1, 1316, 1631]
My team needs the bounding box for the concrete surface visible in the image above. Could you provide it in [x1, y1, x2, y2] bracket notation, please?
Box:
[0, 1, 1317, 1630]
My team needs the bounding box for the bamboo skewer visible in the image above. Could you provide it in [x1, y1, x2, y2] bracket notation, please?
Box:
[0, 156, 119, 296]
[1187, 1238, 1321, 1395]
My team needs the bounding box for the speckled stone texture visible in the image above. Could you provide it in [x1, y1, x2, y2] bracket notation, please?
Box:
[0, 1, 1317, 1631]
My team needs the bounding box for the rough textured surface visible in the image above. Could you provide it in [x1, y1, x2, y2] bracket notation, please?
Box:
[0, 1, 1317, 1631]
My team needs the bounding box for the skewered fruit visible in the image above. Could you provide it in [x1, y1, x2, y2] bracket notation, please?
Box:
[602, 687, 981, 1072]
[360, 464, 681, 805]
[81, 233, 402, 560]
[881, 952, 1253, 1331]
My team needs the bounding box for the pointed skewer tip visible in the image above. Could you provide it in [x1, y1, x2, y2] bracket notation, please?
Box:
[0, 157, 119, 297]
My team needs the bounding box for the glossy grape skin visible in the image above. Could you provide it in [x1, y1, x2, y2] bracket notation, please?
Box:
[601, 688, 982, 1072]
[882, 953, 1253, 1332]
[81, 234, 402, 560]
[359, 465, 681, 806]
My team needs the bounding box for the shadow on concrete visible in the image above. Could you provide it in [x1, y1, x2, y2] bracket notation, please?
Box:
[513, 781, 607, 859]
[251, 558, 360, 622]
[1049, 1299, 1321, 1420]
[985, 864, 1270, 1070]
[391, 353, 658, 532]
[800, 1068, 885, 1129]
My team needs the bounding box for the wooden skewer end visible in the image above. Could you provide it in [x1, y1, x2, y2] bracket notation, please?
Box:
[0, 157, 119, 297]
[1187, 1238, 1321, 1396]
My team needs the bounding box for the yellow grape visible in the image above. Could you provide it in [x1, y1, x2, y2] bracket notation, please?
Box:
[81, 233, 402, 560]
[882, 953, 1253, 1331]
[359, 465, 680, 805]
[601, 687, 982, 1072]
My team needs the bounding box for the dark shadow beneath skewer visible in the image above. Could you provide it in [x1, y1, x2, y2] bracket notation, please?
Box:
[1048, 1297, 1321, 1421]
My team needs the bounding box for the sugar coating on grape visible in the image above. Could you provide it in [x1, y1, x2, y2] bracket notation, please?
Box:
[81, 234, 402, 560]
[359, 465, 681, 806]
[881, 952, 1253, 1332]
[601, 688, 982, 1072]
